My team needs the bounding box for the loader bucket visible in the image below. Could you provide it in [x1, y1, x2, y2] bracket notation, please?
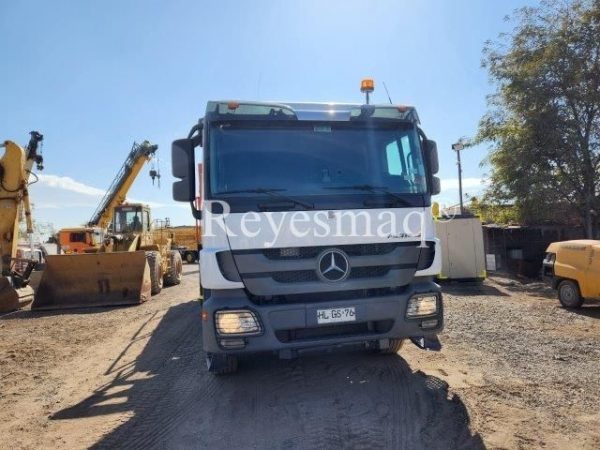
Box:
[0, 278, 34, 313]
[32, 251, 151, 310]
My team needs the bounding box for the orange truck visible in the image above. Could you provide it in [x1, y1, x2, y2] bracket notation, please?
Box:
[543, 240, 600, 308]
[58, 227, 100, 254]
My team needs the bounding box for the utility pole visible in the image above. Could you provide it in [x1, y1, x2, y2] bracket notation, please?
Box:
[452, 140, 465, 216]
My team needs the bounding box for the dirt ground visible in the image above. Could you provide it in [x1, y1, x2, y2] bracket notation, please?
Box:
[1, 265, 599, 449]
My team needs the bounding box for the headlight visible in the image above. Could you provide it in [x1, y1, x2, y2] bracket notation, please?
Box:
[215, 310, 261, 335]
[406, 294, 439, 318]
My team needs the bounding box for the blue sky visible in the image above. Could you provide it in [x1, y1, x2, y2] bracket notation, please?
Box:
[1, 0, 537, 231]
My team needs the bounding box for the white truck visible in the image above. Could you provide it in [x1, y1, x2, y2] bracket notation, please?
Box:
[172, 89, 443, 374]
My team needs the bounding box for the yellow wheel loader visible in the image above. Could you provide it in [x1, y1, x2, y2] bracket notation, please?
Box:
[0, 132, 44, 313]
[33, 203, 183, 310]
[56, 140, 159, 254]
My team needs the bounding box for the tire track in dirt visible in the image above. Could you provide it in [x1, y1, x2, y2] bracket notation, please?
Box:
[90, 336, 481, 449]
[43, 265, 482, 449]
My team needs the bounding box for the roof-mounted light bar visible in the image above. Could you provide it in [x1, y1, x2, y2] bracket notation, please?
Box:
[349, 105, 420, 124]
[206, 101, 298, 120]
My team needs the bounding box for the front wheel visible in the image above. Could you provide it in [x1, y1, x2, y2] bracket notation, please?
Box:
[378, 339, 404, 354]
[164, 251, 183, 286]
[146, 251, 163, 295]
[185, 252, 196, 264]
[558, 280, 583, 309]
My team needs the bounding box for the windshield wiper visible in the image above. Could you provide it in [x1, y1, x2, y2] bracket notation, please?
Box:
[217, 188, 314, 210]
[325, 184, 410, 206]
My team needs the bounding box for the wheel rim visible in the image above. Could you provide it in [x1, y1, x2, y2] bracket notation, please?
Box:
[560, 285, 575, 303]
[186, 254, 194, 263]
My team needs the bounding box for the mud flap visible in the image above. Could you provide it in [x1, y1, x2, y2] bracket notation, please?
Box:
[0, 278, 34, 313]
[32, 251, 151, 310]
[410, 335, 442, 351]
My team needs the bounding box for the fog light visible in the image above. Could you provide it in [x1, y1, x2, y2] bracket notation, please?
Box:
[220, 338, 246, 349]
[420, 319, 439, 329]
[215, 310, 261, 336]
[406, 295, 438, 318]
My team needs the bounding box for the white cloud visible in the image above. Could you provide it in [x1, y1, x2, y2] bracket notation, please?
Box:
[35, 173, 166, 207]
[37, 174, 106, 197]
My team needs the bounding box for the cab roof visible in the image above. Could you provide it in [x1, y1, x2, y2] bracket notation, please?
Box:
[205, 100, 420, 124]
[547, 240, 600, 251]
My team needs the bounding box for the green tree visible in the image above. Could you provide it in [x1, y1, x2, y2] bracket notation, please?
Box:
[468, 196, 520, 224]
[478, 0, 600, 237]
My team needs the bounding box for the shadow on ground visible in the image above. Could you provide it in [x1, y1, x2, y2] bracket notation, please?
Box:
[442, 282, 509, 297]
[571, 302, 600, 319]
[52, 301, 485, 450]
[0, 305, 131, 320]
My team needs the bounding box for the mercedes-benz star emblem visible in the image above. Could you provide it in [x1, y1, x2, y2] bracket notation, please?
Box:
[317, 249, 350, 282]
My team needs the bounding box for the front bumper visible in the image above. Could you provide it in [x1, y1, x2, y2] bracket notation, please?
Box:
[201, 280, 443, 354]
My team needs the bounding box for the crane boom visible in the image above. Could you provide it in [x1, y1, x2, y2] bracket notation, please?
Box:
[88, 140, 158, 229]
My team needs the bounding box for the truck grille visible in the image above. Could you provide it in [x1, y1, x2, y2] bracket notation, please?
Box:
[262, 243, 399, 260]
[231, 241, 434, 298]
[270, 266, 395, 283]
[247, 286, 408, 305]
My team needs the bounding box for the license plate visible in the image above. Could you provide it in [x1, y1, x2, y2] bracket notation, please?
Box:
[317, 307, 356, 324]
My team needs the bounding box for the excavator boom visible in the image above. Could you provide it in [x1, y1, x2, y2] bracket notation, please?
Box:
[0, 132, 44, 312]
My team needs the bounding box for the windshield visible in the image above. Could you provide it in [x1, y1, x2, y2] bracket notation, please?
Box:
[208, 121, 428, 197]
[113, 208, 144, 233]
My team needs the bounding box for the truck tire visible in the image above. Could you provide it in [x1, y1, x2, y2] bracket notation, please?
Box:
[164, 250, 183, 286]
[185, 252, 196, 264]
[558, 280, 583, 309]
[206, 352, 238, 375]
[379, 339, 405, 354]
[146, 251, 163, 295]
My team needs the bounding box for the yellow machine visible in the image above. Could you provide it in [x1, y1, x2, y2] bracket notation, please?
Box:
[57, 140, 159, 253]
[157, 225, 201, 263]
[33, 140, 182, 310]
[0, 132, 44, 313]
[34, 202, 182, 309]
[543, 240, 600, 308]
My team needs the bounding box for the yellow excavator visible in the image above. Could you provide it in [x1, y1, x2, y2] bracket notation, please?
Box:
[0, 132, 44, 313]
[32, 141, 182, 310]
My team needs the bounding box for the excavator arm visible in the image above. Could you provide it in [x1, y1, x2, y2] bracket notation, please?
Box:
[0, 132, 44, 312]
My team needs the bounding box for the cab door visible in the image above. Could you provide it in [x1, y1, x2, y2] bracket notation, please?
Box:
[585, 245, 600, 299]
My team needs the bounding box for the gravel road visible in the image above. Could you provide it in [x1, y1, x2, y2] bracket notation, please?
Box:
[1, 265, 598, 449]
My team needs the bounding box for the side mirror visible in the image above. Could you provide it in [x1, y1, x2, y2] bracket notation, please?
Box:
[424, 139, 439, 175]
[172, 138, 196, 202]
[431, 176, 441, 196]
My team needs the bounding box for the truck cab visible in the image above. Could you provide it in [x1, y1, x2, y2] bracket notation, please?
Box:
[58, 227, 100, 254]
[172, 97, 443, 374]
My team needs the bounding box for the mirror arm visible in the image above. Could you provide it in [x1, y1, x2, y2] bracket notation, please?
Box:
[191, 133, 202, 148]
[190, 201, 202, 220]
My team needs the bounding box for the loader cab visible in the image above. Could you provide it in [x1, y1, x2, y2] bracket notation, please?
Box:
[113, 204, 152, 234]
